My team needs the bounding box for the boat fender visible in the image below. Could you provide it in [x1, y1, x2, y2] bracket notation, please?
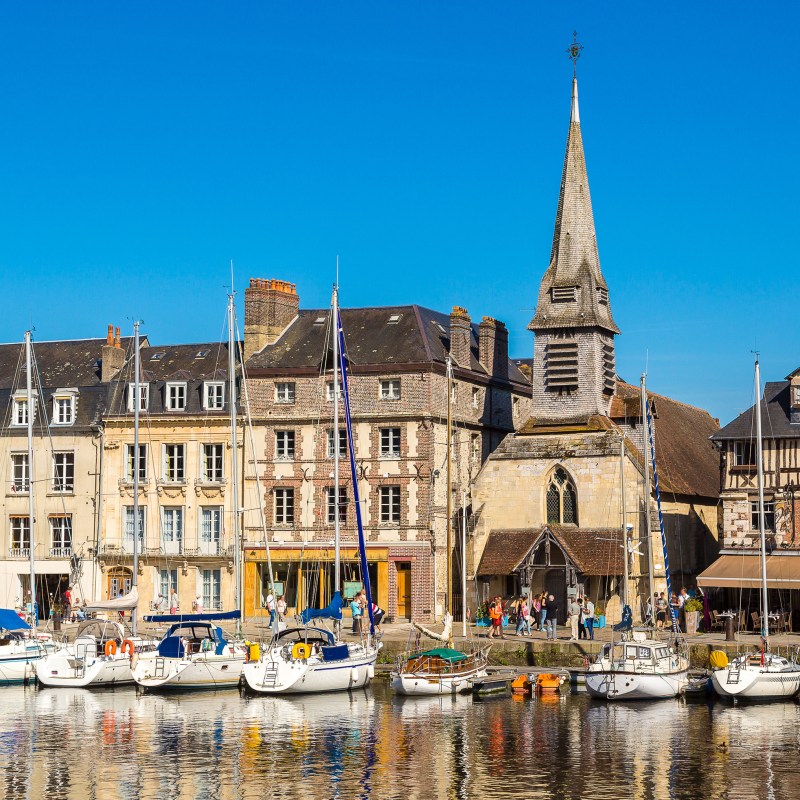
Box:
[121, 639, 136, 657]
[292, 642, 312, 661]
[367, 664, 375, 680]
[350, 667, 359, 684]
[104, 640, 118, 657]
[130, 652, 139, 671]
[709, 650, 729, 670]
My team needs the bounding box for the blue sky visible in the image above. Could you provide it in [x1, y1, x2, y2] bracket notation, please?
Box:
[0, 3, 796, 424]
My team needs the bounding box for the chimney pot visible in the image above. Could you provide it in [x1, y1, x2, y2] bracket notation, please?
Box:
[106, 324, 114, 345]
[115, 327, 121, 348]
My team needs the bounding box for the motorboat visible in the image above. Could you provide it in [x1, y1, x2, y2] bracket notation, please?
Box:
[0, 609, 55, 685]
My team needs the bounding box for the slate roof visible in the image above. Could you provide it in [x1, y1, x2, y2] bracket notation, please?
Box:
[476, 525, 624, 576]
[246, 305, 530, 385]
[712, 381, 800, 440]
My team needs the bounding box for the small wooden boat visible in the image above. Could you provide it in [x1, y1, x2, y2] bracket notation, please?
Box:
[511, 674, 532, 696]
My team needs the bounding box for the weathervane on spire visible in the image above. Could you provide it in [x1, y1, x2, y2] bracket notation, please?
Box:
[567, 31, 583, 75]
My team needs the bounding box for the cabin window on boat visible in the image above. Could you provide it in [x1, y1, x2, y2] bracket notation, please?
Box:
[733, 440, 756, 466]
[750, 501, 775, 531]
[326, 487, 348, 524]
[166, 382, 187, 411]
[203, 381, 225, 411]
[201, 444, 224, 482]
[125, 443, 147, 482]
[163, 444, 186, 483]
[274, 488, 295, 525]
[380, 486, 401, 524]
[637, 647, 652, 660]
[10, 516, 31, 553]
[11, 453, 29, 492]
[545, 467, 578, 525]
[275, 430, 295, 461]
[275, 382, 295, 404]
[49, 515, 72, 557]
[380, 427, 401, 458]
[52, 451, 74, 492]
[127, 382, 149, 412]
[655, 647, 669, 660]
[202, 569, 222, 610]
[380, 379, 401, 400]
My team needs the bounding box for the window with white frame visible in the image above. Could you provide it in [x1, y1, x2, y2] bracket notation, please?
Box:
[750, 501, 775, 532]
[471, 433, 481, 464]
[326, 487, 347, 524]
[160, 569, 178, 602]
[125, 443, 147, 483]
[161, 507, 184, 553]
[163, 444, 185, 482]
[380, 379, 400, 400]
[166, 382, 187, 411]
[200, 507, 222, 553]
[127, 383, 150, 412]
[204, 382, 225, 410]
[380, 486, 401, 524]
[326, 381, 343, 402]
[326, 429, 347, 459]
[50, 515, 72, 556]
[275, 382, 296, 404]
[380, 427, 401, 458]
[202, 444, 224, 482]
[203, 569, 222, 610]
[274, 488, 294, 524]
[276, 430, 295, 461]
[11, 453, 29, 492]
[12, 396, 32, 427]
[52, 452, 75, 492]
[10, 516, 30, 552]
[734, 441, 756, 467]
[123, 506, 145, 548]
[52, 392, 76, 425]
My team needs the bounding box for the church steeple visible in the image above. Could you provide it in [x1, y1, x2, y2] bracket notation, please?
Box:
[528, 52, 619, 424]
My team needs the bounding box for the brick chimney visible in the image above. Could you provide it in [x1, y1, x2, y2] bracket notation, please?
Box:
[449, 306, 472, 367]
[478, 316, 509, 380]
[244, 278, 300, 360]
[101, 324, 124, 382]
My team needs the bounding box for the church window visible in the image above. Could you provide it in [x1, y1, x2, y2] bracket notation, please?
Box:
[546, 467, 578, 525]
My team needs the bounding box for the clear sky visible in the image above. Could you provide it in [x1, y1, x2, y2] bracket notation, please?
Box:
[0, 3, 796, 425]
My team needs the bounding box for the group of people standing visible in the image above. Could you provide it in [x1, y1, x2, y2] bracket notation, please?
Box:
[566, 595, 596, 640]
[350, 590, 385, 634]
[489, 592, 596, 641]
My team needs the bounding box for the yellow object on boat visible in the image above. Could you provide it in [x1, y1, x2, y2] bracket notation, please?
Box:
[709, 650, 729, 669]
[511, 675, 532, 695]
[249, 642, 261, 661]
[292, 642, 312, 660]
[535, 673, 563, 692]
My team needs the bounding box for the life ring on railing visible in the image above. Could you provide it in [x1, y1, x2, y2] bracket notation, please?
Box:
[292, 642, 312, 660]
[121, 639, 135, 657]
[104, 640, 118, 657]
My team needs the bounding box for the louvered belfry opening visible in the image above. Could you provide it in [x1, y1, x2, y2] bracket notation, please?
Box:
[544, 339, 578, 393]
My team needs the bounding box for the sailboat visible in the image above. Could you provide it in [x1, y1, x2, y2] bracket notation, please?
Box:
[37, 322, 158, 688]
[710, 357, 800, 700]
[390, 357, 489, 696]
[241, 284, 381, 694]
[585, 374, 689, 700]
[131, 293, 248, 690]
[0, 332, 56, 684]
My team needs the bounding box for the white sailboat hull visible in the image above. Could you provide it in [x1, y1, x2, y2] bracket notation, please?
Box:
[242, 646, 378, 694]
[711, 660, 800, 699]
[132, 651, 246, 690]
[0, 640, 54, 685]
[391, 664, 488, 696]
[585, 667, 689, 700]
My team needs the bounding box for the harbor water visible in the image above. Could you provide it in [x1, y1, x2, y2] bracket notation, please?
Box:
[1, 680, 798, 799]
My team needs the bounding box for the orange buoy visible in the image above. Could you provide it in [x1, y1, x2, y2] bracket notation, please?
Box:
[104, 640, 118, 657]
[121, 639, 135, 657]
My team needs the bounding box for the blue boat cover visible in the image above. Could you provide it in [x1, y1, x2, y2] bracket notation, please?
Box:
[0, 608, 29, 631]
[613, 605, 633, 632]
[142, 610, 241, 624]
[300, 591, 343, 624]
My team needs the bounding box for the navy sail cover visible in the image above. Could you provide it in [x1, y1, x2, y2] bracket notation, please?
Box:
[300, 591, 343, 624]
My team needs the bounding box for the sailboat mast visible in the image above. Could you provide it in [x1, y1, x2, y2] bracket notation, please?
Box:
[25, 332, 36, 631]
[446, 357, 453, 620]
[619, 434, 628, 609]
[640, 375, 655, 622]
[132, 321, 141, 637]
[755, 357, 769, 640]
[332, 286, 341, 615]
[228, 294, 241, 632]
[461, 489, 467, 639]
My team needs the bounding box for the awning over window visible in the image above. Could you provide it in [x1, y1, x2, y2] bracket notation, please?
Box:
[696, 555, 800, 589]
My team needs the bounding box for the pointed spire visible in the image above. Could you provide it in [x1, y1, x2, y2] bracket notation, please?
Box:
[529, 73, 619, 335]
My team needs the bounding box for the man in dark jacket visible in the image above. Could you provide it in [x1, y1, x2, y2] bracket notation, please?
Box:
[546, 594, 559, 640]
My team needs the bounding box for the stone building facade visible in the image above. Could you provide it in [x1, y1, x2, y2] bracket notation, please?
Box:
[471, 75, 720, 622]
[242, 279, 532, 622]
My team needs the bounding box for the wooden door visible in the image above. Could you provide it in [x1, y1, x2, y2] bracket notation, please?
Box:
[396, 563, 411, 619]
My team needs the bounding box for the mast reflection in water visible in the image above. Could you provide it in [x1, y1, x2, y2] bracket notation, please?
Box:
[1, 683, 799, 799]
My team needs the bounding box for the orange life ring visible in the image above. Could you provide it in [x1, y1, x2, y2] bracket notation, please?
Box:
[121, 639, 135, 656]
[104, 640, 118, 656]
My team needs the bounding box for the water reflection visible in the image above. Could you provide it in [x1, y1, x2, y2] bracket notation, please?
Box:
[0, 683, 798, 799]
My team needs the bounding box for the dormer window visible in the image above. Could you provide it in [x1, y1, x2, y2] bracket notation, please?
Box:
[127, 383, 150, 412]
[11, 393, 34, 427]
[150, 352, 165, 361]
[793, 386, 800, 408]
[203, 382, 225, 411]
[551, 286, 577, 303]
[166, 382, 187, 411]
[597, 287, 609, 305]
[52, 389, 78, 426]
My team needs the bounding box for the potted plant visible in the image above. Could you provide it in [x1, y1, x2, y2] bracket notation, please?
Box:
[594, 604, 605, 629]
[683, 598, 703, 635]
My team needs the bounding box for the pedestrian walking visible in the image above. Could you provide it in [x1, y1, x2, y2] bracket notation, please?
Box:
[546, 594, 559, 640]
[516, 596, 531, 636]
[277, 594, 287, 620]
[265, 590, 276, 627]
[539, 593, 548, 632]
[169, 588, 179, 615]
[583, 597, 595, 640]
[568, 596, 581, 640]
